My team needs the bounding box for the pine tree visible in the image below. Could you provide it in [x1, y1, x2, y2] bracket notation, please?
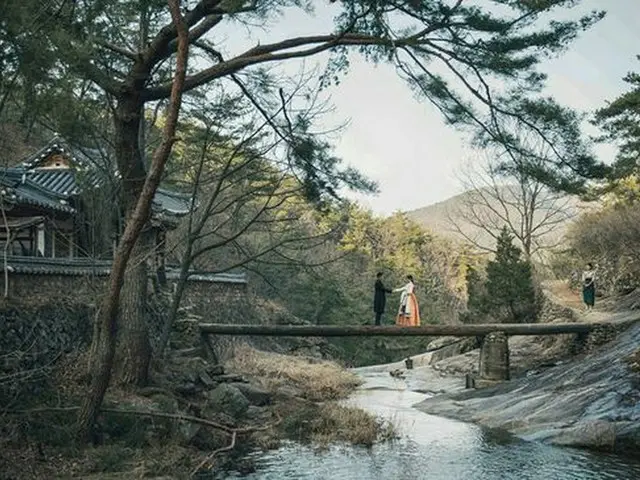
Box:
[463, 265, 488, 323]
[594, 56, 640, 178]
[485, 227, 540, 323]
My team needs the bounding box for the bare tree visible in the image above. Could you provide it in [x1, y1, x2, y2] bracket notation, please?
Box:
[449, 148, 576, 261]
[156, 84, 353, 357]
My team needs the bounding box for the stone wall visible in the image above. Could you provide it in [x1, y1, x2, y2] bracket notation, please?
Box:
[0, 301, 94, 402]
[0, 271, 246, 402]
[180, 279, 246, 318]
[3, 273, 106, 305]
[1, 272, 246, 307]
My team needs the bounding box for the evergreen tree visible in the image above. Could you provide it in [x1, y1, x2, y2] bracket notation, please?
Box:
[594, 55, 640, 179]
[484, 227, 539, 323]
[464, 265, 488, 323]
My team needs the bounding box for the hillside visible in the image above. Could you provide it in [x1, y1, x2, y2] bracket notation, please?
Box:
[406, 186, 588, 255]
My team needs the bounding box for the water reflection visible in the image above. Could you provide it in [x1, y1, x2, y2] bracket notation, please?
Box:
[221, 388, 640, 480]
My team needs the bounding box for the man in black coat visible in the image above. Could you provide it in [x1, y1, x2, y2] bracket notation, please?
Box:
[374, 272, 392, 325]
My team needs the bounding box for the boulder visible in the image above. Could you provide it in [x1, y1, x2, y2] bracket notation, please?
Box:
[230, 382, 271, 406]
[173, 382, 198, 396]
[550, 420, 616, 451]
[189, 424, 230, 451]
[206, 364, 225, 376]
[205, 384, 250, 418]
[197, 369, 218, 389]
[177, 419, 200, 444]
[245, 405, 271, 422]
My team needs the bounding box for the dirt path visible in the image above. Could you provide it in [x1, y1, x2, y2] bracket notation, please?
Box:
[544, 280, 584, 310]
[544, 279, 640, 325]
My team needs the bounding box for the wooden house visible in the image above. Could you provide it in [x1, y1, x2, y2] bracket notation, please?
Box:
[0, 136, 190, 261]
[0, 136, 247, 303]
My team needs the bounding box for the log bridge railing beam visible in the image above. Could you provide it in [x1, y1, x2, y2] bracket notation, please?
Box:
[198, 322, 612, 338]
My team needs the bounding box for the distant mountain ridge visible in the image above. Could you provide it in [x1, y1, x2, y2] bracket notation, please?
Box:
[406, 187, 586, 254]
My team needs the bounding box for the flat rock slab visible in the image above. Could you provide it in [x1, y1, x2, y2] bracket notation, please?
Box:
[416, 323, 640, 453]
[353, 356, 466, 396]
[548, 420, 616, 450]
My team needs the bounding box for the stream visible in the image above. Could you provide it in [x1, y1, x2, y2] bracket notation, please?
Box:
[220, 368, 640, 479]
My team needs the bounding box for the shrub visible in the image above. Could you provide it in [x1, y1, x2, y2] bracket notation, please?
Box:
[565, 204, 640, 294]
[465, 228, 541, 323]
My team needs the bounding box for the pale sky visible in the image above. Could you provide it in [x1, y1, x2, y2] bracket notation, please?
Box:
[218, 1, 640, 215]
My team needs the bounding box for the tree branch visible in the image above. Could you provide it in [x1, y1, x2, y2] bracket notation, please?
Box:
[97, 40, 138, 61]
[143, 30, 426, 101]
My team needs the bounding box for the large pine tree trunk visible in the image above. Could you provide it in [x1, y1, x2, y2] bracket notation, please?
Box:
[77, 0, 188, 440]
[157, 239, 193, 358]
[112, 94, 153, 387]
[116, 227, 153, 386]
[77, 93, 148, 438]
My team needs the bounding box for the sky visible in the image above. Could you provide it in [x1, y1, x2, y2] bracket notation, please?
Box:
[219, 0, 640, 216]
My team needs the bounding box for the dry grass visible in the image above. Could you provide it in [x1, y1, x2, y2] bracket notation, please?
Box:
[0, 443, 201, 480]
[227, 344, 361, 401]
[274, 396, 397, 448]
[227, 344, 396, 447]
[309, 403, 397, 447]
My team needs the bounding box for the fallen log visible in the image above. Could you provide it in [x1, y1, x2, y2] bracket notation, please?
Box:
[197, 322, 631, 337]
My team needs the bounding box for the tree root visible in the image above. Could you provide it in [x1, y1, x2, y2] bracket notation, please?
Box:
[6, 405, 279, 434]
[7, 405, 282, 475]
[190, 430, 237, 478]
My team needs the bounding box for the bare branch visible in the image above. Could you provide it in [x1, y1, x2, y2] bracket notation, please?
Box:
[449, 147, 576, 258]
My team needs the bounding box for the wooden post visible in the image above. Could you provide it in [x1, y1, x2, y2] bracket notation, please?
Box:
[200, 332, 218, 364]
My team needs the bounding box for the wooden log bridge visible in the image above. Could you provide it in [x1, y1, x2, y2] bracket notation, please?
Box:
[198, 322, 608, 337]
[199, 321, 626, 389]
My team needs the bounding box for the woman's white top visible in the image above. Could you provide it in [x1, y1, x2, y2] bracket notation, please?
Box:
[582, 269, 596, 285]
[394, 282, 414, 294]
[394, 282, 414, 306]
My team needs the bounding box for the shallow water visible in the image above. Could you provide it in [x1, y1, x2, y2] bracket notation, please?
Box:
[221, 373, 640, 480]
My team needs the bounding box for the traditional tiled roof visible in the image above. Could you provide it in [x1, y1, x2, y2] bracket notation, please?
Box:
[19, 135, 100, 171]
[0, 168, 76, 214]
[2, 255, 248, 284]
[175, 271, 248, 284]
[153, 188, 191, 216]
[28, 168, 79, 195]
[2, 256, 112, 275]
[6, 136, 192, 219]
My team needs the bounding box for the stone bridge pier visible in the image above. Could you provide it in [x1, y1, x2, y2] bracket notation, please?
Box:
[468, 331, 510, 389]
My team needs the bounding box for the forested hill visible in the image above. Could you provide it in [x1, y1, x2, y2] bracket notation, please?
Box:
[406, 186, 587, 254]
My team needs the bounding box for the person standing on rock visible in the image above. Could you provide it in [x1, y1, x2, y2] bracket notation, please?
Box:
[582, 262, 596, 311]
[373, 272, 393, 325]
[393, 275, 421, 327]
